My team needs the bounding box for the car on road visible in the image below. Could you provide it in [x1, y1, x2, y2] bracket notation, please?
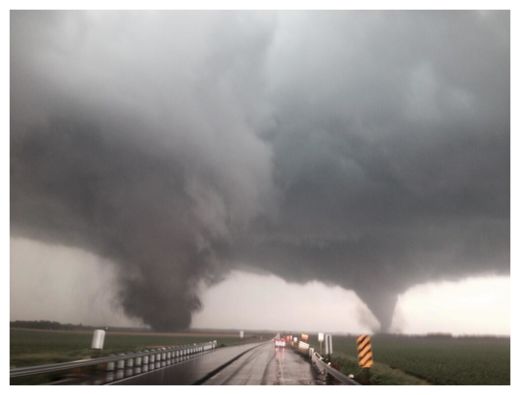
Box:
[274, 338, 286, 348]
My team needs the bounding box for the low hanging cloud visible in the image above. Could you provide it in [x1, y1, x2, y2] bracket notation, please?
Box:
[11, 11, 509, 331]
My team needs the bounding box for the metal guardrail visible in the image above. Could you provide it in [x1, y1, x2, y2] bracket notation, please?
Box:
[10, 340, 217, 380]
[309, 349, 360, 385]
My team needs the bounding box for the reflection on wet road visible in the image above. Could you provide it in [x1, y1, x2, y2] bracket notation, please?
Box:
[204, 342, 316, 385]
[112, 342, 263, 385]
[112, 341, 316, 385]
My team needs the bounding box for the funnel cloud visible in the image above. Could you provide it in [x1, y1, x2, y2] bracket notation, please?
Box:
[11, 11, 509, 331]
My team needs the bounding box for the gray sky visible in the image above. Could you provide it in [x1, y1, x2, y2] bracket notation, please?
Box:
[11, 11, 509, 333]
[11, 238, 509, 335]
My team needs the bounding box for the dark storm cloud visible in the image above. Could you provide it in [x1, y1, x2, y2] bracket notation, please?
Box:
[11, 11, 509, 330]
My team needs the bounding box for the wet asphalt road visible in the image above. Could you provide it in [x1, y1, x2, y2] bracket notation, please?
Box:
[112, 342, 316, 385]
[204, 342, 316, 385]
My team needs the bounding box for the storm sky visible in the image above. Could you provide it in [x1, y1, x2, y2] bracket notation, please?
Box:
[10, 11, 509, 332]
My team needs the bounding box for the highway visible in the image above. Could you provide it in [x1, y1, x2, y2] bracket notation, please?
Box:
[204, 342, 317, 385]
[111, 341, 318, 385]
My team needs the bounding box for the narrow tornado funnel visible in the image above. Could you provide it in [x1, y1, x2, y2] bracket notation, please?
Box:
[356, 289, 398, 333]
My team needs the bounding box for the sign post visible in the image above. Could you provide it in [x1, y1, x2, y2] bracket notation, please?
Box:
[356, 335, 374, 384]
[318, 332, 324, 355]
[324, 334, 333, 359]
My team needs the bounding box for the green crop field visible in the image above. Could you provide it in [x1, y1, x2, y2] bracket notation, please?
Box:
[11, 329, 510, 385]
[311, 334, 510, 385]
[10, 328, 270, 368]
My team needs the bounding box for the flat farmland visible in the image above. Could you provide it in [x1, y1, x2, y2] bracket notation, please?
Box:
[10, 328, 270, 368]
[317, 334, 510, 385]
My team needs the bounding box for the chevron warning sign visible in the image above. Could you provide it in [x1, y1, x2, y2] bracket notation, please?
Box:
[356, 335, 374, 368]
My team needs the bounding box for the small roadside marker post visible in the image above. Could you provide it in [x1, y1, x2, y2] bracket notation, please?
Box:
[356, 335, 374, 384]
[91, 329, 106, 351]
[324, 334, 333, 360]
[318, 332, 324, 355]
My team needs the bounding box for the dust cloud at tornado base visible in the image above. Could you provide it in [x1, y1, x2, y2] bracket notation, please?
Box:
[11, 11, 509, 331]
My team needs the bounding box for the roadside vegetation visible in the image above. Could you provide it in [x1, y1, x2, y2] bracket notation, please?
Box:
[312, 334, 510, 385]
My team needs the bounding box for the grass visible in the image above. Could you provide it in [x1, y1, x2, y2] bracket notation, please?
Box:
[10, 328, 270, 368]
[330, 353, 429, 385]
[312, 334, 510, 385]
[11, 329, 510, 385]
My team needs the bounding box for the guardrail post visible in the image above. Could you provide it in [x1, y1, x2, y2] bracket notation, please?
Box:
[142, 352, 150, 373]
[105, 357, 116, 383]
[149, 352, 156, 370]
[125, 356, 134, 377]
[115, 355, 125, 380]
[156, 350, 162, 367]
[134, 356, 142, 374]
[116, 357, 125, 370]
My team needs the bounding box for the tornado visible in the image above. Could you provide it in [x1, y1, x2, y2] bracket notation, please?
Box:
[11, 11, 509, 331]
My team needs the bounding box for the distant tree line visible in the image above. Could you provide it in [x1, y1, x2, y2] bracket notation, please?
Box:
[10, 320, 148, 332]
[10, 320, 95, 331]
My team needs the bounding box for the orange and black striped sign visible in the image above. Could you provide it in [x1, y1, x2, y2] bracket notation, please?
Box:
[356, 335, 374, 368]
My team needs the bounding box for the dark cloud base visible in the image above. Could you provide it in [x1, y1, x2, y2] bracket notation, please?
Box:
[11, 11, 509, 331]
